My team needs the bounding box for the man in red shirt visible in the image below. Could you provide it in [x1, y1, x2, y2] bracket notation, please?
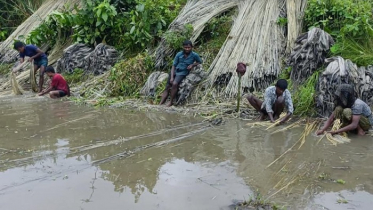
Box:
[38, 66, 70, 98]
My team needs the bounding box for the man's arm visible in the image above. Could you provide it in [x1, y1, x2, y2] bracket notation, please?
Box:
[170, 65, 175, 83]
[263, 88, 275, 123]
[330, 115, 361, 135]
[29, 48, 44, 62]
[316, 113, 335, 135]
[280, 90, 294, 124]
[38, 86, 54, 96]
[187, 53, 203, 70]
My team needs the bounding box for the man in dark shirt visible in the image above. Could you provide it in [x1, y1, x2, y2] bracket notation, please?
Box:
[14, 41, 48, 93]
[159, 40, 202, 107]
[316, 84, 373, 136]
[38, 66, 70, 98]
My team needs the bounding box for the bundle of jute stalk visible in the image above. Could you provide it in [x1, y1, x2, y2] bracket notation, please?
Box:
[10, 61, 31, 95]
[246, 112, 287, 128]
[325, 119, 351, 145]
[288, 28, 334, 86]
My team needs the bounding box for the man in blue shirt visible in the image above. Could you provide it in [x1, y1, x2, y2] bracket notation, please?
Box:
[159, 40, 202, 107]
[14, 41, 48, 93]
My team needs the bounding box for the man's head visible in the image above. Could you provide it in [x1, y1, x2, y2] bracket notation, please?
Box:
[45, 66, 56, 78]
[275, 79, 288, 96]
[14, 41, 25, 53]
[182, 40, 193, 55]
[335, 84, 356, 108]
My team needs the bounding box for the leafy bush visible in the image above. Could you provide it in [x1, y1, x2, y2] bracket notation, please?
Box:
[305, 0, 373, 66]
[62, 68, 87, 85]
[164, 24, 193, 50]
[0, 0, 44, 40]
[26, 0, 186, 51]
[109, 53, 152, 97]
[304, 0, 373, 38]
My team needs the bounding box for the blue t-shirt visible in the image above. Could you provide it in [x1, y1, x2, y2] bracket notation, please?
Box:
[173, 51, 202, 76]
[19, 45, 47, 61]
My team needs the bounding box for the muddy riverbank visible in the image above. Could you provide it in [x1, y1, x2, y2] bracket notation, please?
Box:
[0, 94, 372, 210]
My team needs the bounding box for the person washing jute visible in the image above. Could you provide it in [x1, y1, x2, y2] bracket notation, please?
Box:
[316, 84, 373, 136]
[14, 41, 48, 92]
[247, 79, 294, 124]
[38, 66, 70, 99]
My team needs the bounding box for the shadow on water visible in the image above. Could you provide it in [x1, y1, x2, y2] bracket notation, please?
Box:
[0, 95, 372, 210]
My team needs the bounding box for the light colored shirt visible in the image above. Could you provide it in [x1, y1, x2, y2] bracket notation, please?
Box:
[261, 86, 294, 114]
[351, 99, 373, 125]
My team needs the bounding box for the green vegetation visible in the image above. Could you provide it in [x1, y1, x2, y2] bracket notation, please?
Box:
[0, 0, 45, 41]
[304, 0, 373, 66]
[292, 71, 320, 116]
[336, 179, 346, 184]
[0, 64, 12, 75]
[62, 69, 88, 85]
[276, 17, 288, 27]
[109, 53, 153, 97]
[164, 24, 193, 51]
[195, 10, 235, 68]
[234, 191, 286, 210]
[26, 0, 186, 51]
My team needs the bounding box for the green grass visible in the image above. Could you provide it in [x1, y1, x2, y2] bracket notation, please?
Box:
[0, 0, 45, 39]
[62, 69, 87, 85]
[0, 64, 12, 75]
[331, 37, 373, 66]
[292, 70, 320, 116]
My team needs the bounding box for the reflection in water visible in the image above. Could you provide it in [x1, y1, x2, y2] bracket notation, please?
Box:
[0, 96, 373, 209]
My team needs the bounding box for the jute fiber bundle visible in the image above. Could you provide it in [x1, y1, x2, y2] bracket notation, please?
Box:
[154, 0, 239, 69]
[84, 44, 118, 75]
[56, 44, 93, 74]
[285, 0, 308, 53]
[316, 56, 373, 117]
[56, 43, 118, 75]
[204, 0, 287, 97]
[140, 71, 169, 97]
[288, 28, 334, 85]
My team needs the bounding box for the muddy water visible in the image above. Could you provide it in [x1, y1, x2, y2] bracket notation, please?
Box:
[0, 96, 373, 210]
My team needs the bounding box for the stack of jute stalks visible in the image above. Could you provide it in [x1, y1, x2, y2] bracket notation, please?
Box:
[323, 119, 351, 145]
[10, 61, 30, 95]
[246, 112, 287, 129]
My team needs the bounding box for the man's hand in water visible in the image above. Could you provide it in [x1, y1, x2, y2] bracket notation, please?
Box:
[28, 57, 34, 62]
[187, 64, 194, 70]
[327, 131, 337, 135]
[316, 130, 325, 135]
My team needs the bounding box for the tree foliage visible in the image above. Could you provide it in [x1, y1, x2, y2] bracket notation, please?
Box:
[26, 0, 186, 51]
[304, 0, 373, 66]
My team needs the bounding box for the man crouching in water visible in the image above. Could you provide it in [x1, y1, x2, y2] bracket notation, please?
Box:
[247, 79, 294, 124]
[159, 40, 202, 107]
[316, 84, 373, 136]
[38, 66, 70, 98]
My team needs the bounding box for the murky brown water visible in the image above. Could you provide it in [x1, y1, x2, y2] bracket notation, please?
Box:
[0, 95, 372, 210]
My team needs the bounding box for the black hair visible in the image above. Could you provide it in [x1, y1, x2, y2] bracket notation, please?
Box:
[276, 79, 288, 90]
[45, 66, 55, 73]
[14, 41, 25, 50]
[182, 40, 193, 47]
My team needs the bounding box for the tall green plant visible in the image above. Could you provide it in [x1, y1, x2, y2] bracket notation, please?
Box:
[0, 0, 45, 40]
[304, 0, 373, 38]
